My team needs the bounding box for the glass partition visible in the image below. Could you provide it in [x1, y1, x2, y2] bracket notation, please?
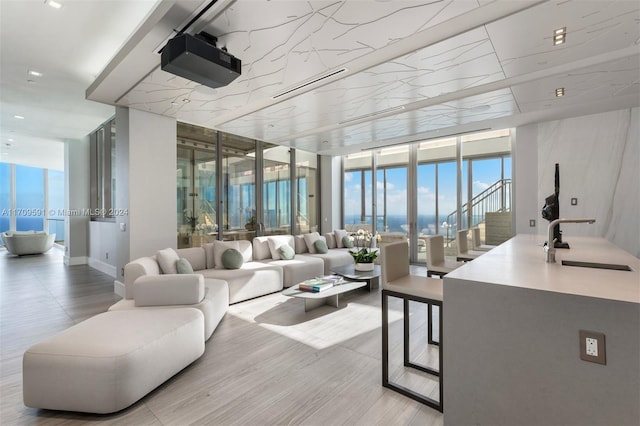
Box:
[263, 145, 290, 235]
[221, 133, 256, 241]
[295, 149, 318, 234]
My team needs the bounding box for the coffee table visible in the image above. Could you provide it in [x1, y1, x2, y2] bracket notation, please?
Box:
[282, 281, 367, 312]
[331, 264, 381, 291]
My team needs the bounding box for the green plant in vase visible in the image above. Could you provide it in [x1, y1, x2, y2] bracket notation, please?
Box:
[350, 247, 378, 271]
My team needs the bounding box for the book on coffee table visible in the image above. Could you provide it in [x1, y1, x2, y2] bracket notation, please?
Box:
[299, 278, 336, 293]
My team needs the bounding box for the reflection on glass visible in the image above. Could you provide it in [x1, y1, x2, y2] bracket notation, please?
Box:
[263, 145, 290, 235]
[221, 133, 255, 241]
[296, 150, 317, 234]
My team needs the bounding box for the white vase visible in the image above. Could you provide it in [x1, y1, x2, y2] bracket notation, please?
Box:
[355, 262, 374, 272]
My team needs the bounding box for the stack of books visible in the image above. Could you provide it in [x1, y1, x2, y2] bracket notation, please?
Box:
[298, 275, 344, 293]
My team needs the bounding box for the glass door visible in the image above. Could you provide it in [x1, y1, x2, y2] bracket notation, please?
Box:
[221, 133, 256, 242]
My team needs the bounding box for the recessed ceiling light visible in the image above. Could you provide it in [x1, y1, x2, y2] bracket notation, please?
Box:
[45, 0, 62, 9]
[182, 99, 191, 103]
[28, 70, 43, 77]
[553, 27, 566, 45]
[14, 115, 25, 120]
[555, 88, 565, 97]
[8, 138, 14, 142]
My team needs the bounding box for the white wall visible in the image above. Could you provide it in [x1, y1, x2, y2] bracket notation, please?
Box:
[514, 107, 639, 257]
[88, 221, 116, 277]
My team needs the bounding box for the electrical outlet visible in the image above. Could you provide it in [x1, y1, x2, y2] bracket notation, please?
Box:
[571, 197, 578, 205]
[105, 252, 109, 260]
[580, 330, 606, 365]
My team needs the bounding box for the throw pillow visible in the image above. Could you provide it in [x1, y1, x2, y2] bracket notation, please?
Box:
[278, 244, 295, 260]
[267, 235, 292, 260]
[334, 229, 347, 248]
[303, 232, 321, 254]
[342, 235, 354, 248]
[213, 240, 241, 269]
[221, 248, 244, 269]
[156, 248, 180, 274]
[325, 233, 337, 249]
[314, 239, 328, 254]
[176, 258, 194, 274]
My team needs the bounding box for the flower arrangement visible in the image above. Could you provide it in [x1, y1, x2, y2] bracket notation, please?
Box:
[350, 247, 378, 264]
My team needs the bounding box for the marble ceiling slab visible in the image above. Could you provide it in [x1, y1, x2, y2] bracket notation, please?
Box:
[217, 26, 505, 140]
[486, 0, 640, 78]
[512, 55, 640, 113]
[120, 0, 479, 117]
[286, 88, 516, 151]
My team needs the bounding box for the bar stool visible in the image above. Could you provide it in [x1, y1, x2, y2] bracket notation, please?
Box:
[381, 241, 443, 412]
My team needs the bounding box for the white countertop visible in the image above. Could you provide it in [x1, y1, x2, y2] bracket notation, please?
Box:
[445, 234, 640, 304]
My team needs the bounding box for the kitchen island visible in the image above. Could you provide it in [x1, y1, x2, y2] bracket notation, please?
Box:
[443, 235, 639, 425]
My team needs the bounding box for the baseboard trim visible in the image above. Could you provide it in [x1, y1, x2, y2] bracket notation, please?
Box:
[88, 258, 117, 278]
[64, 256, 88, 266]
[114, 280, 125, 298]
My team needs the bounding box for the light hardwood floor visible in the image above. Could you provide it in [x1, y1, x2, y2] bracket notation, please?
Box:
[0, 246, 443, 425]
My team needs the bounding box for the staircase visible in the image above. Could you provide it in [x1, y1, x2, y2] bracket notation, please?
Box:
[445, 179, 511, 242]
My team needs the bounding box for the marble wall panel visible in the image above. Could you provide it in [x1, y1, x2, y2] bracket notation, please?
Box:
[536, 108, 639, 257]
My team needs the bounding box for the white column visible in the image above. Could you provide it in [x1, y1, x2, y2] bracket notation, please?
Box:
[64, 137, 90, 265]
[114, 107, 177, 292]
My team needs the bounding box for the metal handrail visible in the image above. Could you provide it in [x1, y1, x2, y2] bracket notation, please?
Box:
[446, 179, 511, 230]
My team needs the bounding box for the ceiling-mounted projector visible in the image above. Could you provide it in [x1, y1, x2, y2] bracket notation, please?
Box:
[161, 32, 241, 88]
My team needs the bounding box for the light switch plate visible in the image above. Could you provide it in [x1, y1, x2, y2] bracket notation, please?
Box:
[529, 219, 536, 227]
[571, 197, 578, 205]
[580, 330, 606, 365]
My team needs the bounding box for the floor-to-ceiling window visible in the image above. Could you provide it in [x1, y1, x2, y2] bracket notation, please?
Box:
[376, 146, 408, 234]
[0, 163, 10, 233]
[15, 165, 44, 231]
[342, 129, 512, 263]
[343, 152, 373, 231]
[0, 163, 65, 244]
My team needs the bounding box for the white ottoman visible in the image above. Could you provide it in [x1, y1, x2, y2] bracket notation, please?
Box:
[23, 309, 204, 414]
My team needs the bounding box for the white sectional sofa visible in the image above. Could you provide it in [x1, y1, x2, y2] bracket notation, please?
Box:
[293, 233, 354, 274]
[22, 231, 362, 415]
[252, 235, 325, 287]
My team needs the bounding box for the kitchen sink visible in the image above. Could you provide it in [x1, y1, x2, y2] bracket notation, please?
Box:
[561, 260, 632, 271]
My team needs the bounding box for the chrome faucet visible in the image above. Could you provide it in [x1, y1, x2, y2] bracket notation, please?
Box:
[545, 218, 596, 262]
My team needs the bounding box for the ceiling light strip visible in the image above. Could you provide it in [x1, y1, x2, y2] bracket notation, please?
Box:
[338, 105, 406, 125]
[272, 68, 348, 99]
